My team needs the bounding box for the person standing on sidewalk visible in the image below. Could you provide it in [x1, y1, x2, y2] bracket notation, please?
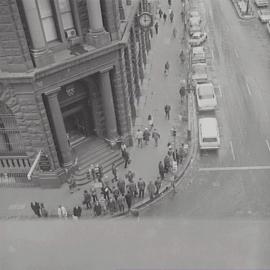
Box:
[137, 178, 146, 199]
[90, 187, 98, 203]
[147, 181, 156, 200]
[117, 177, 126, 195]
[158, 161, 165, 180]
[159, 8, 163, 19]
[117, 194, 125, 213]
[179, 143, 185, 164]
[164, 61, 170, 77]
[120, 142, 127, 157]
[179, 86, 186, 103]
[154, 177, 162, 195]
[148, 114, 154, 131]
[164, 104, 171, 120]
[125, 190, 133, 212]
[154, 21, 159, 35]
[123, 150, 130, 169]
[111, 163, 117, 181]
[169, 10, 174, 23]
[152, 128, 160, 146]
[136, 129, 143, 148]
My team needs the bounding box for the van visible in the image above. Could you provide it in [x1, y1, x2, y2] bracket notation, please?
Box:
[192, 46, 206, 63]
[199, 117, 220, 150]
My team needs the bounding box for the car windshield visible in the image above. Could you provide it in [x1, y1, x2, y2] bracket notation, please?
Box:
[193, 65, 206, 73]
[199, 94, 213, 99]
[203, 137, 217, 142]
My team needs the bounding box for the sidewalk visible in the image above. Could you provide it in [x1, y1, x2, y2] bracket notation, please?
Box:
[0, 0, 191, 220]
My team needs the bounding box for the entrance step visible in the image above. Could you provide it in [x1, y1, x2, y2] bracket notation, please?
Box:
[73, 137, 124, 185]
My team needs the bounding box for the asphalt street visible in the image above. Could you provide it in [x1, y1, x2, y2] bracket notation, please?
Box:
[142, 0, 270, 218]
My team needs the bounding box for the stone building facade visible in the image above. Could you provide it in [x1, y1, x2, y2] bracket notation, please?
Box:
[0, 0, 152, 186]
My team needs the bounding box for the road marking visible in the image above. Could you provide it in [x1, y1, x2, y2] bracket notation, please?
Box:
[199, 166, 270, 172]
[266, 139, 270, 152]
[246, 81, 252, 96]
[230, 141, 236, 161]
[218, 85, 223, 97]
[234, 48, 239, 58]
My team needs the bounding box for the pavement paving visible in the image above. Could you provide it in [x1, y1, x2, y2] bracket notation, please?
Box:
[0, 0, 190, 220]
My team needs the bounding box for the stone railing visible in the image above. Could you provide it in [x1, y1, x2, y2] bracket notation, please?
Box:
[0, 155, 31, 173]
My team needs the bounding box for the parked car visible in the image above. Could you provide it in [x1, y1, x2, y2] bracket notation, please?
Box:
[189, 16, 201, 27]
[191, 46, 206, 63]
[198, 117, 220, 150]
[189, 31, 207, 47]
[189, 25, 202, 36]
[196, 82, 217, 111]
[191, 63, 208, 84]
[258, 9, 270, 22]
[189, 10, 200, 18]
[255, 0, 268, 7]
[267, 21, 270, 33]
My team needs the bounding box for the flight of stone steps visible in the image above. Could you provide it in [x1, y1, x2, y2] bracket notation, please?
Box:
[72, 137, 124, 186]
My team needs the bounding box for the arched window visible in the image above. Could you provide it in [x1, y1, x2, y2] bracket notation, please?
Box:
[0, 102, 24, 155]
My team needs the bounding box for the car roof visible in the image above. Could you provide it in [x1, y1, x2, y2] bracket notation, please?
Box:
[190, 11, 200, 16]
[197, 83, 214, 95]
[192, 31, 202, 36]
[193, 46, 204, 54]
[199, 118, 218, 137]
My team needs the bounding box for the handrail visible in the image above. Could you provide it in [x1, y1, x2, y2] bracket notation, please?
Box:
[27, 150, 42, 181]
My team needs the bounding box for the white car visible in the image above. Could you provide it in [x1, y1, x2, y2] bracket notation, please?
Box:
[255, 0, 268, 7]
[189, 25, 202, 36]
[189, 16, 201, 27]
[191, 63, 208, 84]
[189, 11, 200, 18]
[258, 9, 270, 23]
[191, 46, 206, 63]
[196, 82, 217, 111]
[199, 117, 220, 150]
[189, 31, 207, 46]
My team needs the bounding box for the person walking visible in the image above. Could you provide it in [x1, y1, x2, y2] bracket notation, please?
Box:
[117, 194, 125, 212]
[163, 12, 167, 23]
[136, 129, 143, 148]
[34, 201, 41, 217]
[112, 186, 120, 201]
[83, 190, 92, 209]
[164, 61, 170, 76]
[123, 150, 130, 169]
[147, 181, 156, 200]
[40, 203, 48, 217]
[179, 143, 185, 164]
[143, 128, 151, 145]
[125, 190, 133, 212]
[154, 177, 162, 195]
[90, 187, 98, 202]
[152, 128, 160, 146]
[158, 161, 165, 180]
[164, 104, 171, 120]
[154, 21, 159, 35]
[148, 114, 154, 130]
[120, 142, 127, 157]
[117, 177, 126, 195]
[94, 201, 102, 216]
[159, 8, 163, 19]
[137, 178, 146, 199]
[174, 149, 180, 165]
[30, 202, 40, 217]
[169, 10, 174, 23]
[111, 163, 118, 181]
[99, 196, 107, 215]
[179, 85, 186, 103]
[164, 154, 171, 173]
[58, 205, 67, 219]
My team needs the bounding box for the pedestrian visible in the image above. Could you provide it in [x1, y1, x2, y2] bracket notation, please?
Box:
[30, 202, 39, 217]
[58, 205, 67, 219]
[108, 197, 117, 215]
[125, 190, 133, 211]
[117, 194, 125, 212]
[94, 164, 100, 180]
[99, 196, 107, 215]
[90, 187, 98, 202]
[154, 177, 162, 195]
[164, 61, 170, 76]
[167, 142, 173, 156]
[148, 114, 154, 130]
[111, 163, 117, 181]
[40, 203, 48, 217]
[34, 202, 41, 217]
[143, 128, 151, 145]
[136, 129, 143, 148]
[112, 186, 120, 201]
[171, 174, 177, 193]
[83, 190, 92, 209]
[73, 205, 82, 218]
[126, 170, 135, 182]
[179, 86, 186, 103]
[117, 177, 126, 195]
[159, 8, 163, 19]
[172, 27, 177, 39]
[164, 104, 171, 120]
[126, 180, 137, 198]
[169, 10, 174, 23]
[168, 0, 172, 6]
[147, 181, 156, 200]
[179, 143, 185, 164]
[94, 201, 102, 216]
[158, 161, 165, 180]
[163, 12, 167, 23]
[152, 128, 160, 146]
[102, 184, 111, 201]
[120, 142, 127, 157]
[98, 164, 103, 179]
[164, 154, 171, 173]
[154, 21, 159, 35]
[137, 178, 146, 199]
[174, 149, 180, 165]
[123, 150, 130, 169]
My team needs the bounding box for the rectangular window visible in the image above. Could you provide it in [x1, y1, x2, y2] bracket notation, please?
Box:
[58, 0, 75, 31]
[37, 0, 58, 42]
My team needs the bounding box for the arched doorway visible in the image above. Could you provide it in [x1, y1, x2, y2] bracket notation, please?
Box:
[0, 102, 24, 155]
[58, 80, 95, 144]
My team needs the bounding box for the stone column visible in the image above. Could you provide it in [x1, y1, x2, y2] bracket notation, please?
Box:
[46, 89, 73, 167]
[119, 0, 125, 20]
[21, 0, 54, 68]
[99, 69, 118, 139]
[86, 0, 111, 48]
[140, 29, 147, 66]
